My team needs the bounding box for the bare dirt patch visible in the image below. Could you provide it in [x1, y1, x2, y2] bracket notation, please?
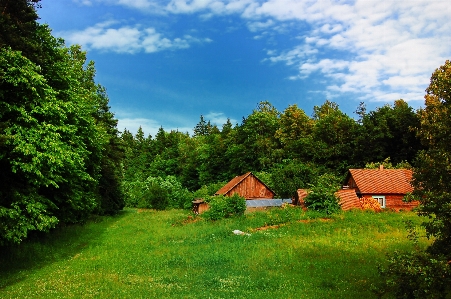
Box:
[172, 215, 202, 226]
[253, 218, 332, 231]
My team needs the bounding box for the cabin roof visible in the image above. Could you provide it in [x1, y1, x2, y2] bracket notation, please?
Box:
[348, 168, 413, 194]
[215, 172, 275, 196]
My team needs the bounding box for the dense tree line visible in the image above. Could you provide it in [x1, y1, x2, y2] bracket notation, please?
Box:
[121, 99, 422, 201]
[0, 0, 124, 245]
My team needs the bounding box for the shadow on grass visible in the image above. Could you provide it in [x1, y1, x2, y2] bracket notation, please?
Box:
[0, 209, 131, 289]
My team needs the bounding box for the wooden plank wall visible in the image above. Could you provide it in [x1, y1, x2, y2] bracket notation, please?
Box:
[228, 176, 274, 199]
[385, 194, 418, 211]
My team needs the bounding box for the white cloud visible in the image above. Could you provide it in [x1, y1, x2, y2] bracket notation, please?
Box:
[268, 44, 318, 66]
[61, 21, 212, 53]
[117, 117, 161, 137]
[74, 0, 451, 104]
[205, 112, 237, 127]
[116, 0, 154, 9]
[73, 0, 93, 5]
[257, 0, 451, 102]
[247, 19, 274, 32]
[117, 116, 194, 137]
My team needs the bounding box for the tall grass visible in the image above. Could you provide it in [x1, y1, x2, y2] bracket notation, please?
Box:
[0, 208, 429, 298]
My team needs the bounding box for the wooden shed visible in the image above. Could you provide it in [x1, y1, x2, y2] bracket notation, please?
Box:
[192, 199, 209, 214]
[215, 172, 275, 199]
[343, 166, 418, 211]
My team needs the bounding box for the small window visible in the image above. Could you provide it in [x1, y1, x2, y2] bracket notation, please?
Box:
[372, 196, 386, 208]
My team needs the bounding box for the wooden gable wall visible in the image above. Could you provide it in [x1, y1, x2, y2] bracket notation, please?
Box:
[226, 175, 275, 199]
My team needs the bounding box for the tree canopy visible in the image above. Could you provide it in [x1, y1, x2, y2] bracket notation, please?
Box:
[0, 0, 124, 245]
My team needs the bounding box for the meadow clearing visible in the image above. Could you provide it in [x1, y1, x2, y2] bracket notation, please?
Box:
[0, 207, 429, 298]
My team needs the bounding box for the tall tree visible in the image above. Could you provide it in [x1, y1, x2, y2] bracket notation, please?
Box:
[239, 101, 281, 171]
[356, 99, 421, 165]
[379, 60, 451, 299]
[93, 86, 125, 215]
[414, 60, 451, 256]
[311, 101, 359, 174]
[275, 104, 314, 160]
[0, 0, 124, 244]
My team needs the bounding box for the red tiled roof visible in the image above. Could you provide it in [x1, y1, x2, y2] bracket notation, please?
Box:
[348, 169, 413, 194]
[335, 189, 361, 211]
[215, 172, 251, 195]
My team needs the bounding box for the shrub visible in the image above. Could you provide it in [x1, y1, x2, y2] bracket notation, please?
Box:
[138, 181, 169, 210]
[123, 176, 193, 210]
[304, 173, 341, 215]
[202, 194, 246, 221]
[375, 251, 451, 298]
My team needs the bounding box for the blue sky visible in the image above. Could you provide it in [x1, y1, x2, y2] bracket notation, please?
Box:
[38, 0, 451, 137]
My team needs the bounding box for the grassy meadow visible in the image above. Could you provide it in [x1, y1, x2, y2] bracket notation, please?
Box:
[0, 207, 429, 298]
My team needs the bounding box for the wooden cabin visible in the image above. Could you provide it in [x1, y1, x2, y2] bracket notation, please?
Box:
[342, 166, 418, 211]
[215, 172, 275, 199]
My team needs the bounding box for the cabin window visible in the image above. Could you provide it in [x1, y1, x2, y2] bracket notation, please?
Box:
[372, 196, 386, 208]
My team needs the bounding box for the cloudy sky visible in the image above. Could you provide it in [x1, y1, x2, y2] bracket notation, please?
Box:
[38, 0, 451, 137]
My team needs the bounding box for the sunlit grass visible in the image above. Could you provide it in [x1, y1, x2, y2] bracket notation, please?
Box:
[0, 208, 429, 298]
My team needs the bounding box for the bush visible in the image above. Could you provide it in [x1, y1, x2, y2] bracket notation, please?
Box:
[304, 173, 341, 215]
[375, 251, 451, 298]
[138, 181, 169, 210]
[123, 176, 193, 210]
[202, 194, 246, 221]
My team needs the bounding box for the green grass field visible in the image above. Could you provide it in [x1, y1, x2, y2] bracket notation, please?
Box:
[0, 208, 429, 298]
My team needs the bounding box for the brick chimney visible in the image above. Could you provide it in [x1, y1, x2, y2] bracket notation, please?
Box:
[379, 164, 384, 170]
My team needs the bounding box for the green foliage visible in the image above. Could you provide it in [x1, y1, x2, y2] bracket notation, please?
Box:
[120, 98, 423, 198]
[138, 180, 169, 210]
[268, 160, 319, 198]
[239, 101, 282, 171]
[365, 158, 412, 170]
[356, 99, 421, 165]
[311, 102, 360, 174]
[376, 251, 451, 298]
[304, 174, 341, 215]
[123, 176, 192, 210]
[192, 181, 227, 199]
[275, 104, 314, 160]
[0, 2, 124, 244]
[413, 60, 451, 256]
[376, 61, 451, 299]
[202, 194, 246, 221]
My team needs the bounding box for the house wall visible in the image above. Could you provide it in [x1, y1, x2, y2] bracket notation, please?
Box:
[227, 176, 274, 199]
[363, 194, 418, 211]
